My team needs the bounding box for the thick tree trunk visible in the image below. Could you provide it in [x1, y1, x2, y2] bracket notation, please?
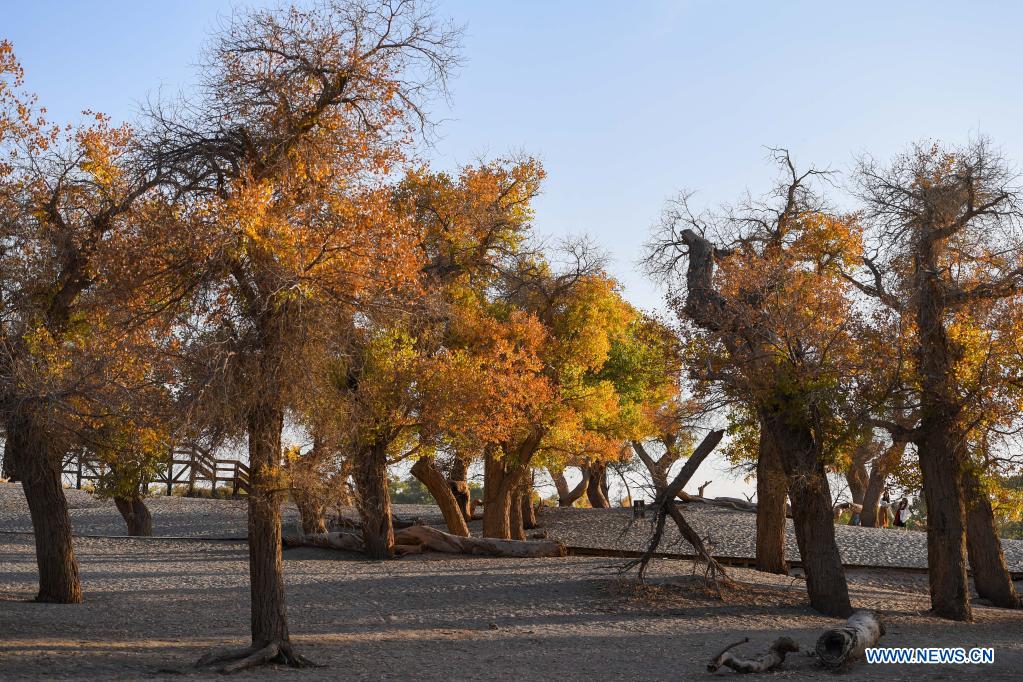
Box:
[411, 457, 470, 537]
[246, 402, 289, 647]
[483, 434, 542, 539]
[586, 461, 610, 508]
[114, 495, 153, 536]
[5, 411, 82, 603]
[447, 455, 473, 521]
[764, 411, 851, 618]
[755, 421, 788, 575]
[861, 441, 905, 528]
[916, 424, 971, 620]
[294, 495, 327, 535]
[963, 468, 1019, 608]
[483, 450, 512, 538]
[353, 438, 394, 559]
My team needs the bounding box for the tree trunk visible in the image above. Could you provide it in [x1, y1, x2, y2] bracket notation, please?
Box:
[246, 402, 289, 647]
[520, 477, 537, 530]
[764, 411, 851, 618]
[447, 455, 473, 521]
[861, 441, 905, 528]
[549, 466, 589, 507]
[483, 433, 542, 539]
[755, 421, 788, 575]
[411, 457, 470, 537]
[916, 424, 971, 620]
[963, 468, 1019, 608]
[509, 485, 526, 540]
[845, 451, 869, 506]
[586, 461, 610, 508]
[483, 449, 511, 539]
[353, 438, 394, 559]
[114, 495, 153, 536]
[5, 411, 82, 603]
[294, 495, 327, 535]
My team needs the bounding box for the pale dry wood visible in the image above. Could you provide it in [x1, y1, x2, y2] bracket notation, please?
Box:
[814, 610, 884, 668]
[707, 636, 799, 673]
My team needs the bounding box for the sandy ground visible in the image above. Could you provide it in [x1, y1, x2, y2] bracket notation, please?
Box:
[2, 485, 1023, 680]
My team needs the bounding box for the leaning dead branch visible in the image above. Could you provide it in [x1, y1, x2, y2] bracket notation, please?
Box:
[623, 429, 726, 580]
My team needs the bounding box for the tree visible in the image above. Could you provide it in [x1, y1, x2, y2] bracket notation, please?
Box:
[152, 1, 459, 670]
[0, 41, 175, 602]
[854, 140, 1023, 619]
[646, 151, 863, 617]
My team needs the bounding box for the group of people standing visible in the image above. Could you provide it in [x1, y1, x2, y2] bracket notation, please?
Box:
[844, 495, 912, 528]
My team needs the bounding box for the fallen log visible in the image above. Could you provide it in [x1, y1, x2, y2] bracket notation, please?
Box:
[286, 524, 566, 558]
[707, 637, 799, 673]
[283, 530, 364, 552]
[815, 610, 884, 668]
[393, 525, 566, 558]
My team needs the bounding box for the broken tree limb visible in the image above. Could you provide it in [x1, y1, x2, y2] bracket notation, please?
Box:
[814, 610, 884, 668]
[707, 637, 799, 673]
[393, 525, 566, 558]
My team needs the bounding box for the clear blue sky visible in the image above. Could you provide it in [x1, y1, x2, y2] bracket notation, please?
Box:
[7, 0, 1020, 498]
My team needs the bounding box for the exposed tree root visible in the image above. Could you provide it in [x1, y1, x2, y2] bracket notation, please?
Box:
[196, 641, 315, 674]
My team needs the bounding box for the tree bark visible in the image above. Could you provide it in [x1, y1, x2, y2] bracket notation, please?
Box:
[483, 432, 542, 539]
[963, 468, 1019, 608]
[294, 495, 327, 535]
[447, 455, 473, 521]
[520, 477, 537, 530]
[763, 410, 851, 618]
[5, 410, 82, 603]
[845, 445, 870, 506]
[353, 437, 394, 559]
[915, 422, 971, 620]
[861, 441, 905, 528]
[509, 486, 526, 540]
[585, 461, 610, 508]
[411, 457, 470, 537]
[114, 495, 153, 536]
[755, 420, 788, 575]
[483, 449, 511, 538]
[246, 401, 289, 647]
[549, 466, 588, 507]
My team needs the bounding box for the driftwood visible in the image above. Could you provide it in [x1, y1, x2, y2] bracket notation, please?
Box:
[285, 524, 566, 558]
[815, 610, 884, 668]
[707, 637, 799, 673]
[706, 611, 883, 674]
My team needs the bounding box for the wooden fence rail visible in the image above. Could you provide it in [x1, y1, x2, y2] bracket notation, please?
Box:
[61, 445, 250, 496]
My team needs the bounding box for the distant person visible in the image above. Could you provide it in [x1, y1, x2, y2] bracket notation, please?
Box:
[850, 503, 862, 526]
[894, 498, 910, 528]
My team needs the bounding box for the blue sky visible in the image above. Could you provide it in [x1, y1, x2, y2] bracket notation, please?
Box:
[6, 0, 1021, 497]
